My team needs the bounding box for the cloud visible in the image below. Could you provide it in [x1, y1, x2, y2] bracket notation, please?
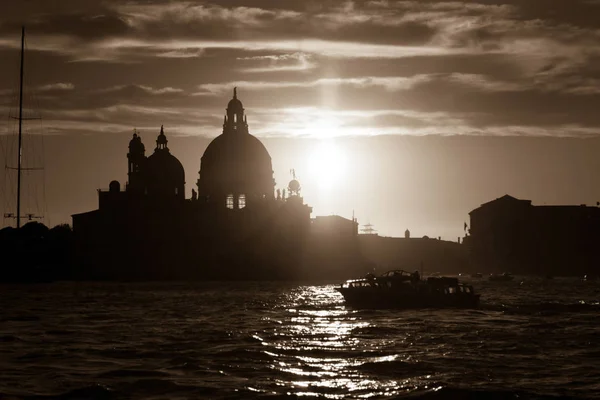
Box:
[2, 0, 597, 69]
[1, 0, 600, 139]
[38, 83, 75, 91]
[98, 84, 184, 95]
[194, 75, 435, 95]
[237, 52, 316, 72]
[193, 73, 525, 96]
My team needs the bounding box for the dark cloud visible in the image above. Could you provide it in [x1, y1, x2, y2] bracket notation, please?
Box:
[0, 12, 129, 40]
[0, 0, 599, 138]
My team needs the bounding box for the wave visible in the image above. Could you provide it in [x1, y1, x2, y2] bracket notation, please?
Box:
[97, 369, 172, 378]
[351, 325, 404, 336]
[0, 334, 23, 342]
[400, 386, 590, 400]
[481, 301, 599, 315]
[357, 359, 437, 377]
[5, 384, 115, 400]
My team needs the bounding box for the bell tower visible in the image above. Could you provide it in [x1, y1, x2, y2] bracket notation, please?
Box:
[127, 129, 146, 192]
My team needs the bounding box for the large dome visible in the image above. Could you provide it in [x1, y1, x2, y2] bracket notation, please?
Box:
[197, 89, 274, 203]
[197, 132, 274, 200]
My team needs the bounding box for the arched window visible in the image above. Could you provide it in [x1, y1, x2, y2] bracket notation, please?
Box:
[239, 194, 246, 209]
[226, 194, 234, 209]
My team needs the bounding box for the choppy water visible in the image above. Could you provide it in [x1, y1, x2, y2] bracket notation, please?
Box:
[1, 277, 599, 399]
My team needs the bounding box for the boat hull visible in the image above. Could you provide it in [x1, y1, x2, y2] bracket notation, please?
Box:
[336, 287, 480, 309]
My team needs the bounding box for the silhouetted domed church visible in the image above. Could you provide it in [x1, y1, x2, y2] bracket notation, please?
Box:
[72, 89, 326, 280]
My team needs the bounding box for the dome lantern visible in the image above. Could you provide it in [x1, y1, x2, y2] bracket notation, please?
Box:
[287, 169, 301, 196]
[225, 87, 247, 134]
[156, 125, 168, 151]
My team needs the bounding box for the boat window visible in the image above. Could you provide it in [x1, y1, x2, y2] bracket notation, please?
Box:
[448, 287, 456, 294]
[238, 194, 246, 209]
[226, 194, 234, 209]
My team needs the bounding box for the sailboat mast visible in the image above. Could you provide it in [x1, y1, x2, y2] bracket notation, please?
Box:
[16, 26, 24, 228]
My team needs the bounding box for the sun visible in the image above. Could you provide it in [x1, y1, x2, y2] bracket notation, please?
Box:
[308, 140, 347, 189]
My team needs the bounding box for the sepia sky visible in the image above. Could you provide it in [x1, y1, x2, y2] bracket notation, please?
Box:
[2, 0, 600, 239]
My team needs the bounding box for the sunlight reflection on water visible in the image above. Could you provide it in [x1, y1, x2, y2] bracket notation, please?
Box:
[255, 285, 427, 398]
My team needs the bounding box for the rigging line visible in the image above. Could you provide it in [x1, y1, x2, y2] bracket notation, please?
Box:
[16, 26, 24, 228]
[39, 107, 48, 225]
[26, 34, 47, 224]
[22, 32, 46, 224]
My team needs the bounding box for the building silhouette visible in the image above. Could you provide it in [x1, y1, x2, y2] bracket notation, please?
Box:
[71, 89, 368, 280]
[467, 194, 600, 275]
[311, 215, 359, 237]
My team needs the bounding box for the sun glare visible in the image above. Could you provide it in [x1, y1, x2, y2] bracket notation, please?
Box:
[308, 140, 347, 189]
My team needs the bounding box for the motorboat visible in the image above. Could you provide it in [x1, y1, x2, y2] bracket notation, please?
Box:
[335, 270, 480, 309]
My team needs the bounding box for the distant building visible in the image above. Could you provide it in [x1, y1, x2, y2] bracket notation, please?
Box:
[357, 235, 467, 274]
[311, 215, 358, 237]
[467, 194, 600, 275]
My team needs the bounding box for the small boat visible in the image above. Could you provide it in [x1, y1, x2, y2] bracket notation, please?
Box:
[470, 272, 483, 279]
[488, 272, 514, 282]
[335, 270, 480, 309]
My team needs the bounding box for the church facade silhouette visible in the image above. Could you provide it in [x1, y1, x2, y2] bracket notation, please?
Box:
[72, 89, 362, 280]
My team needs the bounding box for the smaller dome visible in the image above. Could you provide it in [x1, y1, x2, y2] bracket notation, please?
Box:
[288, 179, 300, 193]
[146, 150, 185, 186]
[129, 131, 145, 153]
[145, 126, 185, 197]
[109, 180, 120, 192]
